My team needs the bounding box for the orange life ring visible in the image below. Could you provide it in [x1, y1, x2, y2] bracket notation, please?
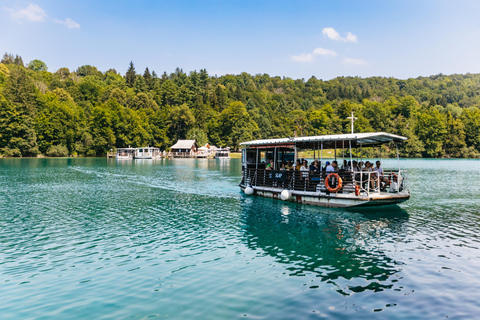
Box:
[325, 173, 343, 193]
[389, 173, 398, 182]
[355, 185, 360, 196]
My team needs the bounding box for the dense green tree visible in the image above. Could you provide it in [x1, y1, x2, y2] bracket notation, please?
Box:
[125, 61, 136, 87]
[462, 107, 480, 150]
[186, 127, 208, 146]
[0, 94, 39, 156]
[28, 59, 48, 72]
[76, 65, 102, 78]
[415, 107, 447, 157]
[219, 101, 259, 149]
[168, 104, 195, 141]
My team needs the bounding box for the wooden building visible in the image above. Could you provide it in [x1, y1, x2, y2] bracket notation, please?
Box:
[170, 140, 198, 158]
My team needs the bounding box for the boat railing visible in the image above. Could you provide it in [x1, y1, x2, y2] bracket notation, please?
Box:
[355, 170, 408, 196]
[242, 168, 408, 196]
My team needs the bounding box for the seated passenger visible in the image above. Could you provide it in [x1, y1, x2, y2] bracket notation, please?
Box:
[352, 160, 359, 172]
[300, 160, 309, 179]
[279, 163, 286, 171]
[285, 160, 294, 170]
[266, 159, 274, 170]
[309, 159, 320, 173]
[295, 159, 302, 171]
[332, 160, 339, 172]
[340, 160, 348, 171]
[373, 160, 390, 190]
[325, 161, 334, 172]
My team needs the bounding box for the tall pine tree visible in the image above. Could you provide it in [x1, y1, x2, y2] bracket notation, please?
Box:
[126, 61, 136, 87]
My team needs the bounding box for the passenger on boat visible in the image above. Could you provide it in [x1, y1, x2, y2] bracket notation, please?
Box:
[266, 159, 274, 170]
[359, 161, 365, 171]
[364, 161, 376, 190]
[279, 163, 286, 171]
[352, 160, 358, 171]
[332, 160, 339, 172]
[340, 160, 348, 171]
[326, 161, 334, 172]
[295, 159, 302, 170]
[300, 160, 309, 179]
[346, 160, 352, 171]
[309, 159, 320, 173]
[285, 160, 294, 170]
[374, 160, 390, 190]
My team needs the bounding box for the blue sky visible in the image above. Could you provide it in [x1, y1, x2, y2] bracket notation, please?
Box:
[1, 0, 480, 80]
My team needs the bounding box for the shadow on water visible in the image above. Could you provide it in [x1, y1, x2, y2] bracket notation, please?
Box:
[241, 197, 409, 296]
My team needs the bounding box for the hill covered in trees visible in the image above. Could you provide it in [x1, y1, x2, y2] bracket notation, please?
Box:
[1, 52, 480, 158]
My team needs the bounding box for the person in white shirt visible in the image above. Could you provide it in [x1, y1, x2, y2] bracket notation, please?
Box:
[300, 160, 309, 179]
[374, 160, 389, 190]
[325, 161, 334, 172]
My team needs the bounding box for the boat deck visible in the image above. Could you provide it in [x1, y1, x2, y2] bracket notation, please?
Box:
[240, 168, 409, 207]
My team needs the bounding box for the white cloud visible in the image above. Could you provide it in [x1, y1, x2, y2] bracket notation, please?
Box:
[55, 18, 80, 29]
[345, 32, 357, 43]
[322, 27, 341, 41]
[291, 46, 337, 63]
[322, 27, 358, 43]
[291, 53, 315, 63]
[343, 58, 368, 66]
[5, 3, 47, 23]
[313, 47, 337, 57]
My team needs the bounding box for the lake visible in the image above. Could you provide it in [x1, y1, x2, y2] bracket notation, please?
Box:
[1, 158, 480, 319]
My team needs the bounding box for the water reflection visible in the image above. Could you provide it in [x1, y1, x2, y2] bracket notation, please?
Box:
[242, 199, 409, 296]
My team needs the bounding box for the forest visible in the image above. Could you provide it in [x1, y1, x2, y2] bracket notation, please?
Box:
[1, 52, 480, 158]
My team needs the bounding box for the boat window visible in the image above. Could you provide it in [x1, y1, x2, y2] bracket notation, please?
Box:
[260, 151, 266, 163]
[139, 149, 143, 152]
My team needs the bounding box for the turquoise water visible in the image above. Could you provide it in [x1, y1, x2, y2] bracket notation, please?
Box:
[1, 158, 480, 319]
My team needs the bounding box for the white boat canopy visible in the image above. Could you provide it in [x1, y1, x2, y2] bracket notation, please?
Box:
[240, 132, 407, 149]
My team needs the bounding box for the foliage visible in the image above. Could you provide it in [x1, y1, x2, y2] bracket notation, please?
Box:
[46, 144, 69, 157]
[28, 59, 48, 72]
[2, 52, 480, 157]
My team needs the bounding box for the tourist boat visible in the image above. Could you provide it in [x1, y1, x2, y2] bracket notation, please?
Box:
[239, 132, 410, 208]
[115, 147, 136, 160]
[134, 147, 161, 159]
[215, 148, 230, 159]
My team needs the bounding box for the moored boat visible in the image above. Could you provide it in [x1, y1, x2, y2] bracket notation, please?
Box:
[134, 147, 161, 159]
[239, 132, 410, 208]
[115, 147, 136, 160]
[215, 148, 230, 159]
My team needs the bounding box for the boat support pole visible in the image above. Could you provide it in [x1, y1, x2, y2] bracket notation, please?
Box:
[256, 148, 259, 170]
[396, 142, 400, 172]
[294, 144, 297, 164]
[349, 140, 353, 170]
[320, 142, 323, 168]
[274, 147, 277, 170]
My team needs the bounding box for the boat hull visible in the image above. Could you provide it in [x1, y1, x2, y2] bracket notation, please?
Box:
[116, 156, 134, 160]
[239, 184, 409, 208]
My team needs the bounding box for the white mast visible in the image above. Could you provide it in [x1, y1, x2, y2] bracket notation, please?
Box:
[347, 111, 358, 134]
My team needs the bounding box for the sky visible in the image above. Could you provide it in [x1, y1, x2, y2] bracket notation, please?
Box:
[1, 0, 480, 80]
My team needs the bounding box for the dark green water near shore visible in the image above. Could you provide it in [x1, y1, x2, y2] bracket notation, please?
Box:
[1, 158, 480, 319]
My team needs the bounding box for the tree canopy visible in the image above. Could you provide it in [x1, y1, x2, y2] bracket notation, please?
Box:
[1, 52, 480, 157]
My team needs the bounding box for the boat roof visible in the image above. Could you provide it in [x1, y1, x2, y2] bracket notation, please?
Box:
[240, 132, 407, 149]
[117, 148, 136, 150]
